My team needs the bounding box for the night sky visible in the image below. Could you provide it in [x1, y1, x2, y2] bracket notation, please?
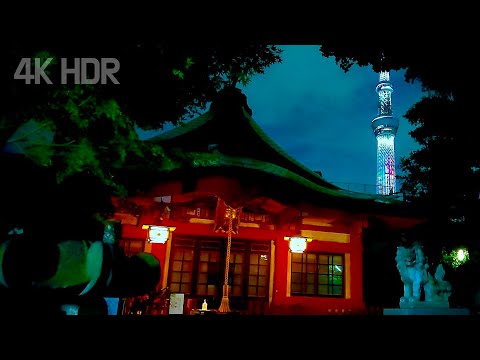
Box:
[138, 45, 425, 193]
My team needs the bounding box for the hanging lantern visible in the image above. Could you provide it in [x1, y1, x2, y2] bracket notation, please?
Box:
[285, 236, 312, 253]
[142, 225, 176, 244]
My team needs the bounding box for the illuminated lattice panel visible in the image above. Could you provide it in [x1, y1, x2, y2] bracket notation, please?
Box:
[376, 134, 396, 194]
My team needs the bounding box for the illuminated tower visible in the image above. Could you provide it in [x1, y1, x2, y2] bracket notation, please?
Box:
[371, 70, 399, 195]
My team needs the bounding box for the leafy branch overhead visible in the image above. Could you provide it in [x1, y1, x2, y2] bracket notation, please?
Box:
[1, 45, 282, 196]
[4, 77, 167, 196]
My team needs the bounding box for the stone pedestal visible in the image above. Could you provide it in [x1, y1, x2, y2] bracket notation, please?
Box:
[383, 307, 471, 315]
[385, 298, 471, 315]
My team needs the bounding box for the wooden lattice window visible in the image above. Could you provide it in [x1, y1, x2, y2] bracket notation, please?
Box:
[291, 252, 344, 297]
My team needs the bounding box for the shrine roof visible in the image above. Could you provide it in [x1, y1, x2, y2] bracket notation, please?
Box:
[144, 87, 422, 216]
[148, 150, 424, 216]
[148, 87, 339, 191]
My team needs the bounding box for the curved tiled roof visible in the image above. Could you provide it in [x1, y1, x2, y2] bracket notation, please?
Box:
[151, 111, 214, 142]
[149, 89, 340, 190]
[143, 150, 421, 217]
[241, 108, 341, 190]
[147, 88, 409, 209]
[181, 150, 403, 203]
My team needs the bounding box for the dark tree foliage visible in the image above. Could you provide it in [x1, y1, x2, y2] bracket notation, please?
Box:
[1, 41, 282, 135]
[0, 40, 282, 239]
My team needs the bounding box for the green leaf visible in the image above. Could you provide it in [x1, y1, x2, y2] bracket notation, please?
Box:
[172, 69, 185, 79]
[238, 73, 251, 87]
[25, 145, 54, 167]
[58, 139, 99, 183]
[96, 99, 122, 121]
[185, 57, 195, 70]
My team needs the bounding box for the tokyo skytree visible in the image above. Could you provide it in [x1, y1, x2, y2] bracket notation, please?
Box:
[371, 70, 399, 195]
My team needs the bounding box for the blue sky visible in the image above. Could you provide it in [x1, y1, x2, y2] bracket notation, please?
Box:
[139, 45, 425, 193]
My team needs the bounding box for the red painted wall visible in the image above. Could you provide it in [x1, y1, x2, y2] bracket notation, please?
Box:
[113, 175, 415, 315]
[270, 229, 365, 315]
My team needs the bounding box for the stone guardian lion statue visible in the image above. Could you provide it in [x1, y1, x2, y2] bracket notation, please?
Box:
[395, 242, 429, 308]
[395, 242, 452, 308]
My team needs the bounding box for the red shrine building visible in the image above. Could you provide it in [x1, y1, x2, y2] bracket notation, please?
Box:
[113, 88, 424, 315]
